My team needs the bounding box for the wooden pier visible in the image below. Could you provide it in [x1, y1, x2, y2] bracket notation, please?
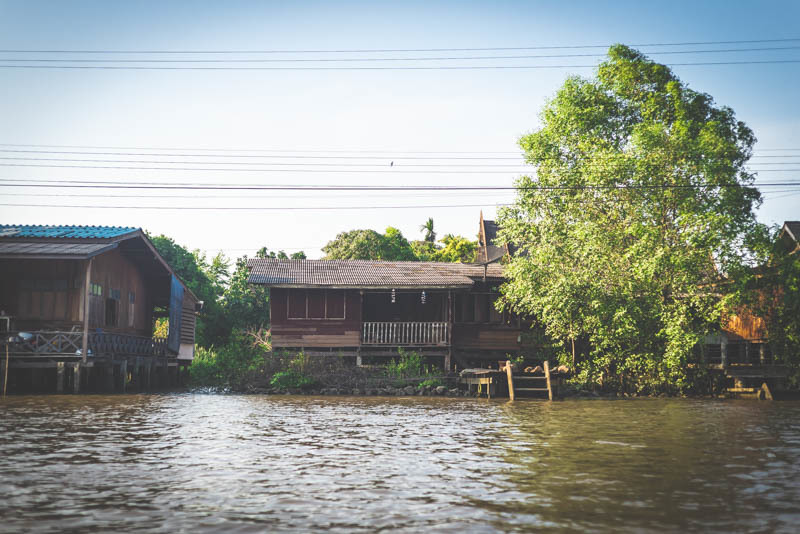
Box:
[459, 360, 556, 400]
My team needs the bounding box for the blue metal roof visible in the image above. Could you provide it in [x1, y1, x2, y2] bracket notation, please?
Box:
[0, 225, 139, 239]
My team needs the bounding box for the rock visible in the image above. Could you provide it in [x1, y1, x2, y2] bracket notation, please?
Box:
[403, 385, 415, 396]
[555, 365, 570, 375]
[436, 386, 448, 395]
[352, 388, 361, 396]
[448, 388, 459, 396]
[530, 365, 544, 375]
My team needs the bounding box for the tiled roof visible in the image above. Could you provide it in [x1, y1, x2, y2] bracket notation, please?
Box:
[0, 225, 138, 239]
[248, 259, 505, 288]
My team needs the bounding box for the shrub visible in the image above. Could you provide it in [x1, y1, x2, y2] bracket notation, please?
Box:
[270, 370, 316, 390]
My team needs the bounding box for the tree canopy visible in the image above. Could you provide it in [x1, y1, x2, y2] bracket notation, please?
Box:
[322, 227, 417, 260]
[497, 45, 765, 392]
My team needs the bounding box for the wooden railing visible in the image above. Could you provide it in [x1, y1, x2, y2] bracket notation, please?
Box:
[6, 331, 168, 357]
[361, 322, 449, 346]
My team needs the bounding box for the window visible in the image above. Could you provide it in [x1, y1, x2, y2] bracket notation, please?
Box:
[288, 290, 306, 319]
[287, 289, 346, 319]
[105, 288, 120, 327]
[90, 283, 103, 296]
[455, 293, 504, 324]
[325, 290, 345, 319]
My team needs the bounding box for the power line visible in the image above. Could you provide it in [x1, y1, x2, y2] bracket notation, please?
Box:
[1, 142, 796, 155]
[2, 38, 798, 54]
[3, 59, 799, 70]
[3, 45, 799, 63]
[0, 162, 795, 173]
[0, 178, 795, 191]
[0, 202, 505, 211]
[0, 149, 795, 160]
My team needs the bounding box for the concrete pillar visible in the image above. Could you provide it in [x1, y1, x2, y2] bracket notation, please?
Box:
[56, 362, 65, 393]
[444, 350, 452, 372]
[759, 344, 766, 366]
[106, 361, 115, 392]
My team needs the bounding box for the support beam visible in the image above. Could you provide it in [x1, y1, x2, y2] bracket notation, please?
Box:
[72, 363, 81, 394]
[81, 257, 94, 363]
[120, 359, 128, 393]
[56, 362, 65, 393]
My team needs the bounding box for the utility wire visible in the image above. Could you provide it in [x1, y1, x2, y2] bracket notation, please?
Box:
[3, 59, 799, 70]
[0, 179, 794, 191]
[3, 45, 799, 63]
[2, 37, 798, 53]
[0, 163, 795, 173]
[1, 142, 796, 155]
[0, 149, 795, 160]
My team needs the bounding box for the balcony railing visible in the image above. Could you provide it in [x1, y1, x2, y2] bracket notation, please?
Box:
[4, 331, 168, 358]
[361, 322, 449, 346]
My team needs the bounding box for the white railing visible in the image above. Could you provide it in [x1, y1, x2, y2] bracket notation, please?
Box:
[361, 322, 449, 346]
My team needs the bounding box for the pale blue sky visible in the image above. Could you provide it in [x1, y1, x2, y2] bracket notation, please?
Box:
[1, 1, 798, 259]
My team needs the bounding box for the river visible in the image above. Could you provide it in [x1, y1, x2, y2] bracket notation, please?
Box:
[1, 395, 799, 533]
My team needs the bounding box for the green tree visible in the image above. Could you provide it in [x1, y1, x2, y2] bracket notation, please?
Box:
[323, 227, 416, 260]
[420, 217, 436, 243]
[436, 234, 477, 263]
[497, 45, 764, 392]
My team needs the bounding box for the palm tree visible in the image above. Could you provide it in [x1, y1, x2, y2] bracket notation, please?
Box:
[420, 218, 436, 243]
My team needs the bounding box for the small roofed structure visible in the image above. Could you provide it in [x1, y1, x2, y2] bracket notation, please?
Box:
[248, 258, 532, 369]
[0, 225, 199, 393]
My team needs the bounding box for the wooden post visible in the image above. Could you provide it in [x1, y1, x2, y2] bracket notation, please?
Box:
[72, 363, 81, 394]
[505, 360, 515, 401]
[145, 362, 152, 390]
[106, 360, 115, 392]
[544, 360, 553, 401]
[120, 359, 128, 393]
[56, 362, 65, 393]
[81, 257, 93, 363]
[720, 338, 728, 369]
[3, 341, 9, 397]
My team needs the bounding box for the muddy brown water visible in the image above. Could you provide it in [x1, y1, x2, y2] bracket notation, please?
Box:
[1, 395, 799, 533]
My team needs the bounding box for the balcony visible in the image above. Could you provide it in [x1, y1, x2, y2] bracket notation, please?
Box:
[361, 322, 449, 346]
[5, 331, 168, 358]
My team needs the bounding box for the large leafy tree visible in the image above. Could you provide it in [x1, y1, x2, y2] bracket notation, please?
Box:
[497, 45, 764, 392]
[323, 227, 416, 260]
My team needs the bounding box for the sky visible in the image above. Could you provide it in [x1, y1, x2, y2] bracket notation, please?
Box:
[1, 0, 798, 260]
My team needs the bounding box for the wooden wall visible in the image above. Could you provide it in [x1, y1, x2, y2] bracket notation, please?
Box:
[180, 293, 197, 344]
[88, 248, 153, 335]
[453, 324, 523, 351]
[271, 288, 361, 348]
[0, 259, 84, 329]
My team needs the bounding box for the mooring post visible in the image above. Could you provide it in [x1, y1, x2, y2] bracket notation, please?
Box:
[544, 360, 553, 401]
[505, 360, 515, 401]
[72, 363, 81, 394]
[56, 362, 65, 393]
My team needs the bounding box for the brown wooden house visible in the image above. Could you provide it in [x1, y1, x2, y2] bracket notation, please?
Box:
[0, 225, 199, 393]
[247, 259, 532, 369]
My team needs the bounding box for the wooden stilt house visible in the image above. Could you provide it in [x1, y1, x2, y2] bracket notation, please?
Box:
[247, 259, 532, 369]
[0, 225, 199, 393]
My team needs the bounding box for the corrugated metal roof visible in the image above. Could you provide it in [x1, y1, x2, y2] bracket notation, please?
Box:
[0, 241, 114, 258]
[0, 225, 138, 239]
[247, 259, 504, 288]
